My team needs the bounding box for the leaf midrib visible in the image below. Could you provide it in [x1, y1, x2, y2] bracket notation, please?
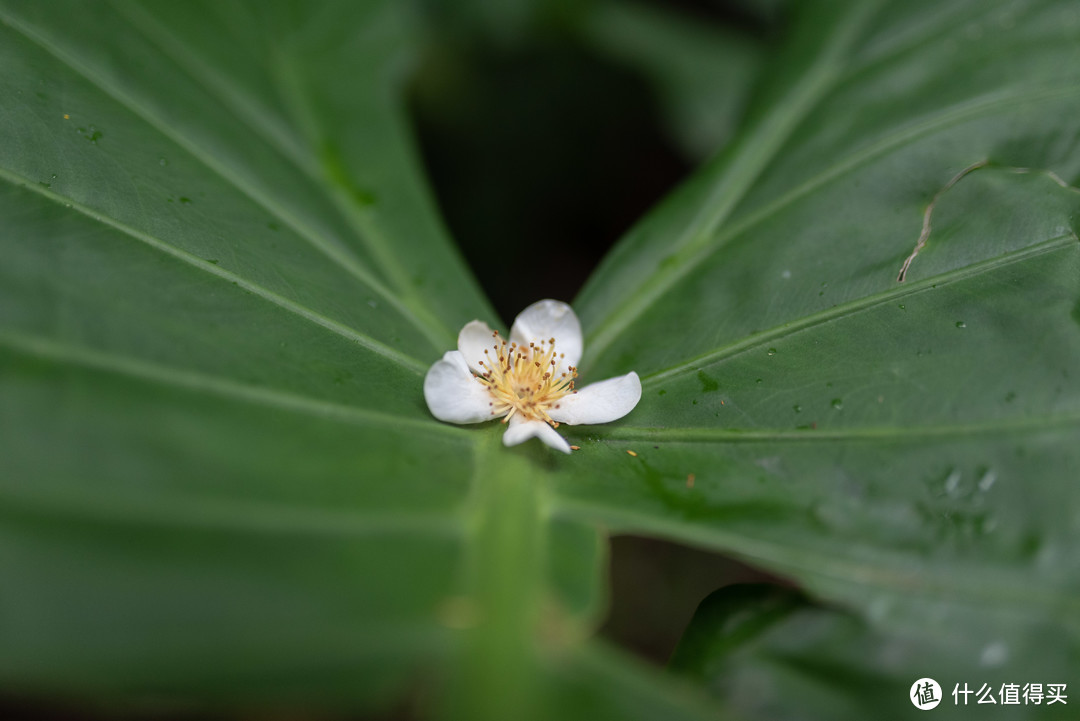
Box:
[583, 2, 882, 363]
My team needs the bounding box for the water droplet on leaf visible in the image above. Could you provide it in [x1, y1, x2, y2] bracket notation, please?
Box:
[943, 469, 962, 496]
[977, 468, 997, 491]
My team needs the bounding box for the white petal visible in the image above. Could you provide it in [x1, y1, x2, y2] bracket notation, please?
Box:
[502, 415, 571, 454]
[423, 351, 495, 424]
[509, 299, 583, 370]
[457, 320, 498, 374]
[547, 371, 641, 425]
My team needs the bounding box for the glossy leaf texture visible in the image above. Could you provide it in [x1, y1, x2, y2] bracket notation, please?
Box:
[0, 0, 493, 713]
[2, 1, 1080, 720]
[561, 0, 1080, 717]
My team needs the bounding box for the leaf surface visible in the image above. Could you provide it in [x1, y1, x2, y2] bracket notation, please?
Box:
[2, 0, 1079, 718]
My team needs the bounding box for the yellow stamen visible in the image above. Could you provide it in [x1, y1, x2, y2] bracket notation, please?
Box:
[473, 333, 578, 427]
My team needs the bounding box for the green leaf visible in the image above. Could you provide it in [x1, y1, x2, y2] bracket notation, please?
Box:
[0, 0, 487, 711]
[558, 0, 1080, 715]
[671, 585, 1075, 720]
[3, 0, 1080, 719]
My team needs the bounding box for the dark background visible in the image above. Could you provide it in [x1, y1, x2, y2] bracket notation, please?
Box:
[409, 0, 778, 320]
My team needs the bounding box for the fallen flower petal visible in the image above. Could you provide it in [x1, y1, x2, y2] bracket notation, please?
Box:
[423, 299, 641, 453]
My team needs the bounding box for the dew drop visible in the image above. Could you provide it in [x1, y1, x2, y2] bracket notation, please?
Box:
[159, 157, 168, 167]
[831, 398, 843, 410]
[943, 469, 962, 496]
[980, 641, 1008, 667]
[955, 321, 966, 328]
[792, 404, 802, 413]
[897, 304, 905, 310]
[755, 378, 763, 385]
[767, 348, 777, 356]
[977, 468, 997, 491]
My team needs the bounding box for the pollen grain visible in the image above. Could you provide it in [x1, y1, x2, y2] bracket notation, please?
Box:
[474, 331, 577, 426]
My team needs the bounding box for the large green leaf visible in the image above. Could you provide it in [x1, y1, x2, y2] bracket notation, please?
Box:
[0, 0, 487, 712]
[2, 0, 1078, 719]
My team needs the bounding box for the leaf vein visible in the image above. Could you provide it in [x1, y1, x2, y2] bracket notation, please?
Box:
[0, 329, 461, 435]
[0, 168, 428, 374]
[641, 233, 1077, 385]
[0, 7, 449, 350]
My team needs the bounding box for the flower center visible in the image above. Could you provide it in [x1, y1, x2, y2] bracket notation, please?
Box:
[475, 330, 577, 425]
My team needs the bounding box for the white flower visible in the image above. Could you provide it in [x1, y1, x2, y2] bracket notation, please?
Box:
[424, 299, 641, 453]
